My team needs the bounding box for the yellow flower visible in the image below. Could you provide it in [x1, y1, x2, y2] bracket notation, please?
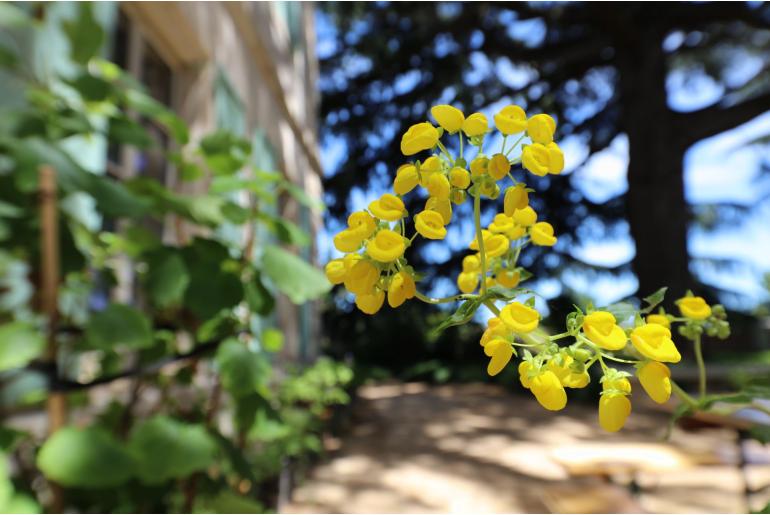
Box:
[430, 104, 465, 133]
[548, 355, 590, 389]
[393, 164, 419, 195]
[522, 143, 551, 176]
[415, 210, 447, 240]
[530, 370, 567, 411]
[530, 221, 557, 246]
[333, 229, 363, 253]
[488, 153, 511, 181]
[603, 375, 631, 395]
[457, 271, 479, 293]
[451, 189, 467, 205]
[469, 229, 491, 250]
[449, 166, 471, 189]
[630, 324, 681, 363]
[494, 105, 527, 135]
[344, 260, 379, 295]
[506, 225, 526, 240]
[637, 361, 671, 404]
[484, 338, 513, 376]
[348, 211, 376, 239]
[503, 184, 529, 216]
[599, 394, 631, 432]
[427, 173, 451, 199]
[400, 122, 439, 155]
[485, 234, 510, 258]
[480, 317, 508, 347]
[342, 253, 362, 270]
[462, 254, 481, 273]
[496, 269, 521, 289]
[325, 259, 347, 285]
[500, 302, 539, 333]
[369, 193, 406, 221]
[546, 142, 564, 174]
[646, 314, 670, 329]
[527, 113, 556, 144]
[426, 197, 452, 224]
[462, 112, 488, 137]
[676, 296, 711, 320]
[583, 311, 627, 351]
[387, 271, 416, 308]
[469, 156, 488, 177]
[512, 206, 537, 227]
[355, 289, 385, 315]
[489, 213, 515, 234]
[519, 361, 533, 389]
[366, 229, 406, 262]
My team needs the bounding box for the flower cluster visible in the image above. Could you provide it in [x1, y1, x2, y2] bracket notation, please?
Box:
[326, 103, 731, 432]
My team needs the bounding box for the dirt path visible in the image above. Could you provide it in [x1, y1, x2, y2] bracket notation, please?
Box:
[285, 382, 770, 513]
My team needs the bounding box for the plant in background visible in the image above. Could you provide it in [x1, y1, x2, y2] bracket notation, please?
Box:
[328, 102, 738, 432]
[0, 4, 345, 513]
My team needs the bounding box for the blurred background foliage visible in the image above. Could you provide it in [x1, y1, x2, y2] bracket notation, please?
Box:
[0, 3, 350, 513]
[317, 1, 770, 380]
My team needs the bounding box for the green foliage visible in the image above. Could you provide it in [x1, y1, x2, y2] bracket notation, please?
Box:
[262, 244, 332, 304]
[84, 303, 153, 350]
[0, 322, 44, 371]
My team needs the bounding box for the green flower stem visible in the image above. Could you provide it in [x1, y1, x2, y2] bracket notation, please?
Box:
[459, 133, 464, 160]
[474, 192, 488, 295]
[414, 291, 474, 305]
[436, 140, 453, 163]
[694, 332, 707, 399]
[505, 134, 526, 158]
[548, 332, 572, 341]
[483, 299, 500, 315]
[501, 135, 508, 154]
[671, 380, 699, 408]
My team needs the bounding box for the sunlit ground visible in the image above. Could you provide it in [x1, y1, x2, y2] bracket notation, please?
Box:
[285, 383, 770, 514]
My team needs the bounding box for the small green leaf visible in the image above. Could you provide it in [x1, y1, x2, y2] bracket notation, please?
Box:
[62, 3, 105, 65]
[37, 427, 135, 488]
[108, 116, 153, 148]
[259, 213, 311, 246]
[641, 287, 668, 314]
[84, 303, 153, 350]
[0, 322, 45, 372]
[128, 416, 217, 485]
[431, 297, 483, 336]
[262, 328, 284, 352]
[68, 74, 112, 102]
[603, 301, 637, 323]
[144, 249, 190, 308]
[215, 339, 270, 398]
[262, 245, 331, 304]
[245, 274, 275, 316]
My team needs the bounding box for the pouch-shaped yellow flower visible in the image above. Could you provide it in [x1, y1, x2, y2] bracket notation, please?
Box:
[369, 193, 406, 221]
[630, 324, 681, 363]
[646, 314, 670, 328]
[426, 197, 452, 224]
[415, 210, 447, 240]
[469, 156, 488, 177]
[325, 259, 347, 285]
[462, 112, 488, 137]
[393, 164, 419, 195]
[548, 355, 590, 389]
[530, 222, 557, 246]
[583, 311, 627, 350]
[344, 260, 379, 295]
[599, 394, 631, 432]
[462, 254, 481, 273]
[527, 113, 556, 144]
[457, 271, 479, 293]
[366, 229, 406, 262]
[503, 184, 529, 216]
[522, 143, 551, 176]
[530, 370, 567, 411]
[387, 271, 416, 308]
[518, 361, 533, 388]
[348, 211, 376, 239]
[676, 296, 711, 320]
[484, 338, 513, 376]
[546, 142, 564, 174]
[427, 173, 451, 199]
[500, 302, 539, 333]
[494, 105, 527, 135]
[496, 269, 520, 289]
[488, 214, 514, 234]
[469, 229, 492, 251]
[333, 228, 363, 253]
[400, 122, 439, 155]
[512, 206, 537, 227]
[637, 361, 671, 404]
[430, 104, 465, 133]
[355, 289, 385, 315]
[488, 153, 511, 181]
[480, 317, 508, 347]
[449, 166, 471, 189]
[506, 225, 526, 240]
[484, 234, 510, 258]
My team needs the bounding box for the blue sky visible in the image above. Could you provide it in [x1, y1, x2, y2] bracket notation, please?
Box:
[315, 10, 770, 313]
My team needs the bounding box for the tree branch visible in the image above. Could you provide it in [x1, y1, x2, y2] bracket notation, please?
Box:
[677, 91, 770, 146]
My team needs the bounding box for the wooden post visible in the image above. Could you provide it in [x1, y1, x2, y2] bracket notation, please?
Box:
[39, 165, 66, 511]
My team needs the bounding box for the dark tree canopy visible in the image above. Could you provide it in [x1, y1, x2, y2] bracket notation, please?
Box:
[319, 1, 770, 306]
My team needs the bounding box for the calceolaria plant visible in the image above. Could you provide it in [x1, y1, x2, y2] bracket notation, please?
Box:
[326, 103, 732, 432]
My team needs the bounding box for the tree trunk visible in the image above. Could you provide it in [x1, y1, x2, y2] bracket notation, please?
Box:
[615, 19, 692, 301]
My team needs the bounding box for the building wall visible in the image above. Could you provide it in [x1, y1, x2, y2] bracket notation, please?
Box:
[119, 2, 324, 363]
